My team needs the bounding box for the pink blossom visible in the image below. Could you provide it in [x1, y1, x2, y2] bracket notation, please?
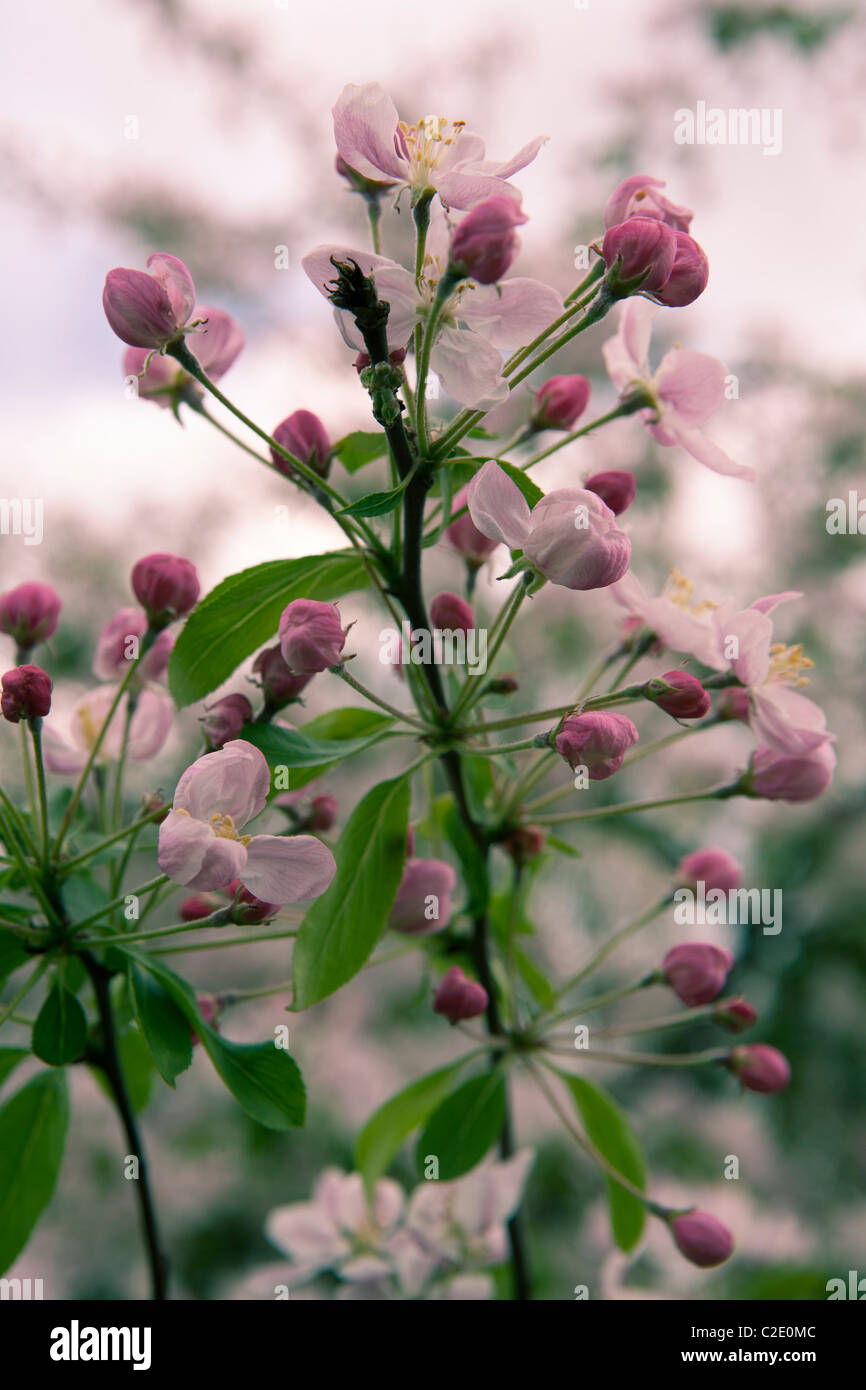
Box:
[278, 599, 347, 674]
[745, 744, 836, 803]
[0, 582, 61, 650]
[302, 242, 562, 410]
[450, 195, 527, 284]
[332, 82, 545, 210]
[715, 997, 758, 1033]
[603, 300, 753, 480]
[43, 684, 173, 773]
[583, 470, 636, 516]
[467, 461, 630, 590]
[445, 487, 501, 564]
[604, 175, 694, 233]
[602, 217, 677, 297]
[433, 966, 488, 1024]
[266, 1168, 406, 1290]
[531, 375, 591, 431]
[93, 608, 174, 682]
[555, 711, 639, 780]
[131, 553, 200, 629]
[158, 739, 336, 900]
[676, 847, 743, 895]
[671, 1210, 734, 1268]
[727, 1043, 791, 1093]
[662, 943, 734, 1006]
[103, 253, 202, 350]
[252, 644, 313, 709]
[124, 305, 243, 404]
[389, 859, 456, 935]
[430, 592, 474, 634]
[645, 670, 711, 719]
[201, 693, 252, 749]
[655, 231, 709, 308]
[1, 665, 52, 722]
[271, 410, 332, 479]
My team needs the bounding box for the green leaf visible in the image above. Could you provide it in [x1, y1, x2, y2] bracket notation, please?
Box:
[416, 1070, 506, 1180]
[355, 1061, 468, 1198]
[0, 1048, 29, 1091]
[116, 950, 304, 1129]
[0, 1070, 69, 1273]
[239, 719, 395, 774]
[198, 1027, 305, 1130]
[547, 835, 582, 858]
[338, 483, 409, 518]
[495, 460, 544, 509]
[60, 872, 111, 924]
[127, 963, 193, 1086]
[32, 983, 87, 1066]
[513, 949, 557, 1009]
[559, 1072, 647, 1251]
[168, 551, 370, 707]
[333, 430, 386, 474]
[292, 775, 410, 1010]
[91, 1028, 155, 1114]
[0, 928, 29, 987]
[441, 797, 488, 916]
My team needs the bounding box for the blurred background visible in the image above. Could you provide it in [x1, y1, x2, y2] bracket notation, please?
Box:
[1, 0, 865, 1300]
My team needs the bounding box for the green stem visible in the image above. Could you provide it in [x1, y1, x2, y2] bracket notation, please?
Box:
[150, 927, 299, 956]
[70, 875, 169, 937]
[554, 897, 672, 1000]
[19, 722, 38, 833]
[57, 805, 167, 877]
[0, 956, 50, 1030]
[535, 786, 736, 827]
[28, 721, 50, 866]
[332, 665, 431, 732]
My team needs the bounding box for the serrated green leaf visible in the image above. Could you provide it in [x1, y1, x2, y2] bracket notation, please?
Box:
[0, 1070, 69, 1273]
[32, 984, 87, 1066]
[198, 1027, 305, 1130]
[128, 963, 193, 1086]
[559, 1071, 647, 1251]
[338, 482, 409, 517]
[495, 460, 544, 509]
[239, 719, 395, 775]
[291, 775, 409, 1010]
[282, 708, 394, 791]
[333, 430, 387, 473]
[168, 551, 370, 707]
[416, 1070, 506, 1180]
[441, 797, 488, 916]
[356, 1061, 468, 1198]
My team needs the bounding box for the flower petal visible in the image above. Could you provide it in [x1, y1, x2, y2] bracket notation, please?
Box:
[751, 686, 832, 755]
[723, 608, 773, 686]
[242, 833, 336, 905]
[172, 739, 270, 826]
[332, 82, 405, 182]
[749, 591, 802, 616]
[657, 419, 755, 481]
[266, 1198, 350, 1268]
[146, 253, 196, 327]
[463, 278, 563, 352]
[466, 460, 531, 548]
[431, 326, 508, 408]
[654, 348, 727, 427]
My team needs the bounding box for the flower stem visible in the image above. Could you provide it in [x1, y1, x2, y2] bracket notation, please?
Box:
[534, 786, 737, 827]
[28, 720, 50, 866]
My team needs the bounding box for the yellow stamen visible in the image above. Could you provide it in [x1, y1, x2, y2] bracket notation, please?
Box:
[663, 568, 718, 615]
[768, 642, 814, 687]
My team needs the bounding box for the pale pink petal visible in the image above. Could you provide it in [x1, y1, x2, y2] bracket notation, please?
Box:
[373, 1178, 406, 1234]
[368, 264, 421, 346]
[462, 278, 563, 352]
[658, 419, 756, 480]
[190, 306, 245, 380]
[126, 687, 174, 761]
[434, 1274, 495, 1300]
[751, 686, 832, 755]
[435, 171, 524, 210]
[172, 739, 270, 826]
[436, 129, 487, 172]
[332, 82, 405, 182]
[466, 460, 531, 548]
[476, 134, 547, 180]
[242, 833, 336, 905]
[654, 349, 727, 427]
[340, 1254, 393, 1282]
[749, 591, 802, 615]
[41, 728, 87, 775]
[430, 326, 508, 408]
[158, 810, 215, 886]
[722, 609, 773, 686]
[146, 253, 196, 326]
[301, 244, 401, 298]
[266, 1199, 350, 1268]
[609, 571, 651, 616]
[602, 302, 651, 393]
[641, 598, 724, 668]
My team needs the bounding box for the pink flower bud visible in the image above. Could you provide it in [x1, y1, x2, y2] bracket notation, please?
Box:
[180, 894, 220, 922]
[201, 693, 252, 749]
[602, 217, 677, 297]
[662, 943, 734, 1006]
[131, 553, 200, 629]
[140, 792, 169, 824]
[727, 1043, 790, 1093]
[604, 176, 694, 233]
[676, 847, 743, 895]
[252, 644, 313, 709]
[671, 1210, 734, 1268]
[93, 608, 174, 682]
[353, 347, 406, 373]
[1, 664, 52, 722]
[103, 253, 197, 349]
[487, 675, 519, 695]
[745, 745, 835, 803]
[503, 825, 546, 864]
[278, 599, 347, 674]
[555, 711, 639, 781]
[124, 307, 243, 405]
[0, 582, 61, 651]
[645, 670, 711, 720]
[231, 886, 282, 925]
[123, 347, 181, 405]
[583, 470, 636, 516]
[270, 410, 332, 479]
[654, 231, 709, 308]
[450, 196, 528, 284]
[388, 859, 457, 936]
[718, 687, 752, 723]
[445, 488, 500, 565]
[531, 375, 591, 431]
[309, 794, 338, 832]
[433, 966, 488, 1024]
[430, 591, 474, 634]
[715, 997, 758, 1033]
